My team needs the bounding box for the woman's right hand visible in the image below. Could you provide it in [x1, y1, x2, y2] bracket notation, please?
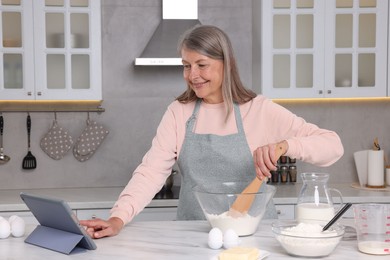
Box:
[253, 140, 288, 180]
[79, 217, 124, 239]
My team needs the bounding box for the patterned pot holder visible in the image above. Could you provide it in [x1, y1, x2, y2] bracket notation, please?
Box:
[73, 119, 109, 162]
[40, 120, 74, 160]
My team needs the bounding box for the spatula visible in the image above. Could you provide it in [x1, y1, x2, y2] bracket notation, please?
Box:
[229, 144, 285, 215]
[22, 114, 37, 169]
[229, 177, 264, 216]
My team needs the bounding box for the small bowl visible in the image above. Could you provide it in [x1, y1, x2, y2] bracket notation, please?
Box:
[272, 220, 345, 257]
[193, 181, 276, 236]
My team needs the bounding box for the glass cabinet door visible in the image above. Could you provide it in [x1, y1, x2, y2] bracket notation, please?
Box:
[34, 0, 101, 100]
[324, 0, 387, 97]
[0, 0, 35, 99]
[262, 0, 324, 98]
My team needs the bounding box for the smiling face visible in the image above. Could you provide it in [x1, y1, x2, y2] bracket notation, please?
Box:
[181, 48, 224, 104]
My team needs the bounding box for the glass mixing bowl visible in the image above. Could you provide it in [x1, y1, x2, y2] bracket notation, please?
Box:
[193, 181, 276, 236]
[272, 219, 345, 257]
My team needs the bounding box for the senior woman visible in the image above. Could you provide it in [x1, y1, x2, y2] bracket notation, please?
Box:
[80, 25, 344, 239]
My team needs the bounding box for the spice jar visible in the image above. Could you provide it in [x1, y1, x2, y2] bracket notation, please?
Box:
[271, 166, 280, 183]
[289, 165, 297, 182]
[288, 157, 296, 164]
[280, 166, 288, 183]
[279, 156, 288, 164]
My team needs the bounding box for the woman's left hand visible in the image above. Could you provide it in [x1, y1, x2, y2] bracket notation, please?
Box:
[253, 140, 288, 180]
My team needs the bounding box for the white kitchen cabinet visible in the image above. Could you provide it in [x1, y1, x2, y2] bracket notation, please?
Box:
[0, 0, 101, 100]
[76, 207, 178, 222]
[261, 0, 388, 99]
[0, 211, 38, 225]
[132, 207, 177, 222]
[76, 208, 111, 220]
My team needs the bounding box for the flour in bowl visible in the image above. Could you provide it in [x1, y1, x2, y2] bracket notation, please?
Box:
[275, 222, 342, 257]
[282, 222, 337, 237]
[206, 211, 261, 236]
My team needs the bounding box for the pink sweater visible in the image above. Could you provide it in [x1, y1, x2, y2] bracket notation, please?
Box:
[110, 96, 344, 224]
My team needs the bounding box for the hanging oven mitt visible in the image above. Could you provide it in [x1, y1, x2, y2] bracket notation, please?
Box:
[40, 120, 74, 160]
[73, 119, 109, 162]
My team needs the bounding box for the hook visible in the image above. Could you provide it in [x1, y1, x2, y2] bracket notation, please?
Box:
[86, 112, 91, 124]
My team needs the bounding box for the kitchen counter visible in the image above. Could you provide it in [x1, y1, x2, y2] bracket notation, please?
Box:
[0, 183, 389, 213]
[0, 219, 388, 259]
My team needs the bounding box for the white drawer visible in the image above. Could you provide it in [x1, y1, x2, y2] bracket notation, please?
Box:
[76, 207, 178, 222]
[76, 209, 111, 220]
[0, 211, 38, 225]
[275, 205, 295, 220]
[133, 207, 177, 222]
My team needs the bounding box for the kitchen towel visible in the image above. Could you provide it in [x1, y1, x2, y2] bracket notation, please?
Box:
[367, 150, 384, 188]
[73, 120, 109, 162]
[40, 120, 74, 160]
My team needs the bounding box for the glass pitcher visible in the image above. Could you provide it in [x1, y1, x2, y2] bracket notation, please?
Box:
[296, 172, 343, 222]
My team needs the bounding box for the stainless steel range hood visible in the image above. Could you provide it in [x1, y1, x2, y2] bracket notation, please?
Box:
[135, 0, 200, 66]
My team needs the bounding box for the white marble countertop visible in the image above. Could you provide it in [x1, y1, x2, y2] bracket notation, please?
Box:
[0, 183, 389, 212]
[0, 219, 388, 259]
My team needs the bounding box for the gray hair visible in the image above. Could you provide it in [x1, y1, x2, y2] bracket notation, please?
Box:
[176, 25, 256, 120]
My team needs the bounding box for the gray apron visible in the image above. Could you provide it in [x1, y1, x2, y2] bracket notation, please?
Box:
[177, 99, 277, 220]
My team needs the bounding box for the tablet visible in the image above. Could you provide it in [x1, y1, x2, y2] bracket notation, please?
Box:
[20, 192, 97, 254]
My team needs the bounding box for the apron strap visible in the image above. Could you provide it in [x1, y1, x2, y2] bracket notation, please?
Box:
[186, 99, 245, 134]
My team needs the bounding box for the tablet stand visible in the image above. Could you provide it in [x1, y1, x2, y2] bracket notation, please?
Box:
[25, 225, 85, 255]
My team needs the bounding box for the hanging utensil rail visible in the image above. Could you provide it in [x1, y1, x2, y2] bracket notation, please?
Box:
[0, 101, 105, 113]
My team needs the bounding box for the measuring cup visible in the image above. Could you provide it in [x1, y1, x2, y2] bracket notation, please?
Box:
[353, 204, 390, 255]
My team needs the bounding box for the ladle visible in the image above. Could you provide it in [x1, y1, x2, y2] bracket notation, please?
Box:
[0, 114, 10, 164]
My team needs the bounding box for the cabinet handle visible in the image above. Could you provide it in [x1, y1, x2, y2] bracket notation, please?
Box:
[37, 92, 42, 96]
[318, 90, 323, 94]
[327, 90, 331, 94]
[277, 210, 281, 215]
[27, 92, 32, 96]
[91, 214, 97, 219]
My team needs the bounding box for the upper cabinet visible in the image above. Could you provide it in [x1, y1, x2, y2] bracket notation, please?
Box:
[0, 0, 101, 101]
[261, 0, 388, 99]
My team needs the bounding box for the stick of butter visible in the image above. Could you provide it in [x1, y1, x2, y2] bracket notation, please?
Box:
[219, 247, 259, 260]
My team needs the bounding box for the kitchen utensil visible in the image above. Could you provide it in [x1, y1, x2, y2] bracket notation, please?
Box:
[229, 147, 285, 215]
[22, 114, 36, 169]
[229, 178, 263, 215]
[296, 172, 343, 223]
[322, 203, 352, 231]
[353, 203, 390, 255]
[0, 115, 10, 164]
[193, 181, 275, 236]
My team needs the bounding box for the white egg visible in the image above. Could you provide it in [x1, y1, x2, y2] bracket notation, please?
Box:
[208, 227, 223, 250]
[8, 215, 19, 224]
[10, 217, 25, 237]
[0, 219, 11, 239]
[223, 229, 240, 249]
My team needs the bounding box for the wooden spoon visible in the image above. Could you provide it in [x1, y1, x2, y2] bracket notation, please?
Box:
[229, 143, 286, 216]
[228, 177, 264, 216]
